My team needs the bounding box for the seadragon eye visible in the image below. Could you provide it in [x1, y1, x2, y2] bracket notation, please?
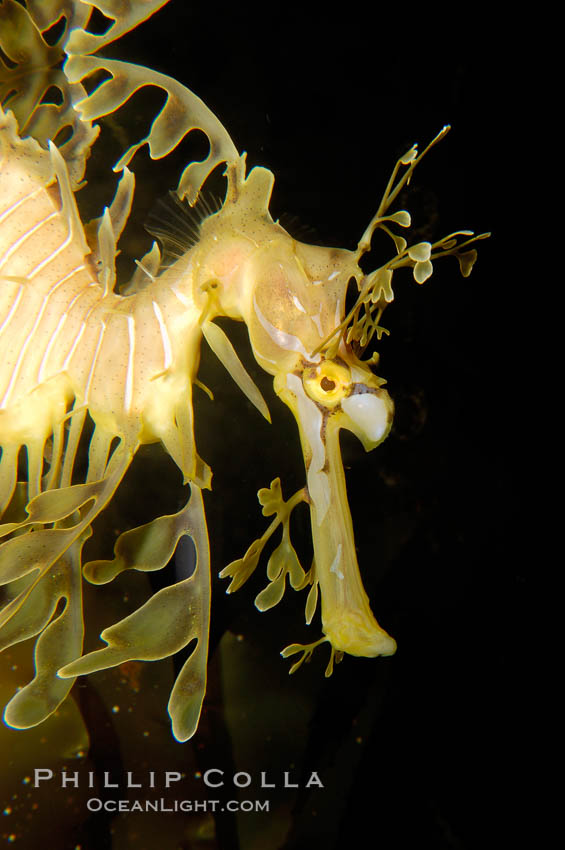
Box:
[302, 361, 350, 407]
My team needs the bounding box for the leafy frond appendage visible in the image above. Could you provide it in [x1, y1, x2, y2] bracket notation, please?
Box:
[219, 479, 308, 611]
[281, 638, 344, 678]
[314, 127, 490, 359]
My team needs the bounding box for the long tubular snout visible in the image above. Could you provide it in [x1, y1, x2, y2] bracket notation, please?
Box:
[283, 372, 396, 657]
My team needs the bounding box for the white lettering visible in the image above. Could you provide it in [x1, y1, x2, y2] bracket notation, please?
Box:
[103, 772, 118, 788]
[306, 771, 324, 788]
[61, 772, 80, 788]
[233, 772, 251, 788]
[126, 772, 142, 788]
[33, 769, 53, 786]
[283, 772, 298, 788]
[260, 772, 275, 788]
[203, 769, 224, 788]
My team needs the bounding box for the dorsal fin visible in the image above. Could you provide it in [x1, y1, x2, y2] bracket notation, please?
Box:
[145, 190, 219, 268]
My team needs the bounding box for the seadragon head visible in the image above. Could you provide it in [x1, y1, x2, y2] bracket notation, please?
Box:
[198, 138, 488, 670]
[214, 177, 397, 656]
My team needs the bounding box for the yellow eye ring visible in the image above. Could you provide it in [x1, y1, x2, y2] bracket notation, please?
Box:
[303, 361, 350, 407]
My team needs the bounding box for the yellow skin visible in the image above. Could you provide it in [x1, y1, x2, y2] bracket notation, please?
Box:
[0, 0, 485, 741]
[192, 165, 396, 658]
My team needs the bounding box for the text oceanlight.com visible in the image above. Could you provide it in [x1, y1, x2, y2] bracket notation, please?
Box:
[86, 798, 270, 813]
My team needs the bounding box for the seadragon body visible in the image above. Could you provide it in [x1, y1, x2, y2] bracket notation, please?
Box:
[0, 0, 486, 742]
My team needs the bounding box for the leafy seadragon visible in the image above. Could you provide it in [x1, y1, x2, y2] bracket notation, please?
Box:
[0, 0, 487, 742]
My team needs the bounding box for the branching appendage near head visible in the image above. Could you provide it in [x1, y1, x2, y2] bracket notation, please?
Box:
[317, 126, 490, 361]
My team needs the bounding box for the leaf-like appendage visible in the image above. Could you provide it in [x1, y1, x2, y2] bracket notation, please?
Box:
[219, 539, 265, 594]
[316, 128, 490, 357]
[83, 502, 199, 585]
[280, 637, 328, 675]
[3, 540, 86, 730]
[64, 53, 240, 203]
[202, 321, 271, 422]
[64, 0, 171, 56]
[258, 478, 285, 517]
[61, 486, 211, 743]
[255, 572, 286, 612]
[221, 481, 308, 601]
[1, 0, 239, 200]
[0, 0, 98, 185]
